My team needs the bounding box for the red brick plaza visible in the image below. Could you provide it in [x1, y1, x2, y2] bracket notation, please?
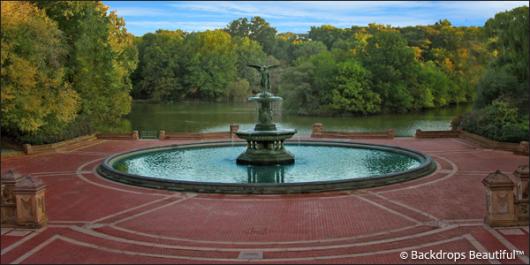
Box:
[1, 137, 528, 264]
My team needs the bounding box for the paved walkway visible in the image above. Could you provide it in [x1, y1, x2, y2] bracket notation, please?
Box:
[1, 137, 528, 264]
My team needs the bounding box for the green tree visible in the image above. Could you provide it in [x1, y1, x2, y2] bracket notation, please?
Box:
[1, 1, 79, 135]
[361, 31, 417, 112]
[38, 1, 137, 129]
[233, 37, 267, 90]
[291, 40, 327, 61]
[476, 6, 528, 111]
[328, 60, 381, 114]
[182, 30, 238, 100]
[226, 16, 277, 54]
[131, 30, 185, 101]
[308, 25, 344, 49]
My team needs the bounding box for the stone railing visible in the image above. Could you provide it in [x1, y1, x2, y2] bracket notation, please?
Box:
[415, 129, 461, 138]
[413, 129, 528, 156]
[482, 165, 528, 227]
[311, 123, 394, 139]
[1, 170, 47, 228]
[161, 131, 232, 140]
[96, 130, 139, 140]
[459, 130, 523, 153]
[23, 134, 97, 155]
[159, 124, 240, 140]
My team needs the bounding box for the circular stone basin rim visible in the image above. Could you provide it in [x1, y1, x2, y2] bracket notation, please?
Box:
[97, 140, 436, 193]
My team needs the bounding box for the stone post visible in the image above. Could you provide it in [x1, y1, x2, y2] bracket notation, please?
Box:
[159, 130, 166, 140]
[513, 165, 528, 200]
[14, 176, 47, 228]
[230, 124, 239, 138]
[132, 130, 139, 140]
[415, 129, 421, 138]
[312, 123, 323, 137]
[482, 170, 516, 227]
[518, 141, 529, 155]
[23, 144, 32, 155]
[1, 170, 23, 225]
[387, 129, 395, 139]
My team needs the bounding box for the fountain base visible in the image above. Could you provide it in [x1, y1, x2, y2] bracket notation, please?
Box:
[236, 129, 297, 165]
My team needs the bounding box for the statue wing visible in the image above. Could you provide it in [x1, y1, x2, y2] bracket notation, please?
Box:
[247, 64, 263, 69]
[265, 64, 280, 69]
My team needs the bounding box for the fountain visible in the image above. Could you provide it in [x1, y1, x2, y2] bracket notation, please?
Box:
[235, 64, 297, 165]
[97, 64, 437, 194]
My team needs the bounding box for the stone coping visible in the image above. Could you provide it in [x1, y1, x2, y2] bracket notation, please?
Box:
[97, 140, 436, 194]
[23, 134, 97, 154]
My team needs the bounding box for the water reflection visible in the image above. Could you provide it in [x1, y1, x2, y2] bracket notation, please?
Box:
[118, 102, 471, 136]
[247, 165, 285, 183]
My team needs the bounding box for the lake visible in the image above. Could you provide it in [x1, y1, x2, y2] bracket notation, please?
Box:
[121, 101, 471, 136]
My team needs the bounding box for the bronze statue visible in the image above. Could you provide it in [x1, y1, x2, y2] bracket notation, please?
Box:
[247, 64, 280, 93]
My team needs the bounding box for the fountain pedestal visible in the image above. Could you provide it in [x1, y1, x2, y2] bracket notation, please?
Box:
[236, 128, 296, 165]
[235, 67, 297, 165]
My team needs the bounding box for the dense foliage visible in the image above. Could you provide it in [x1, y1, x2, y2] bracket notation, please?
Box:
[131, 16, 493, 116]
[2, 3, 527, 144]
[459, 6, 529, 142]
[1, 1, 137, 144]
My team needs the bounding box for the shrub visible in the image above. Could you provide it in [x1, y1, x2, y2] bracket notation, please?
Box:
[460, 100, 528, 143]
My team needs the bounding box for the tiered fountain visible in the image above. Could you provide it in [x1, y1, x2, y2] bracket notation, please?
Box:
[235, 64, 297, 165]
[98, 64, 436, 194]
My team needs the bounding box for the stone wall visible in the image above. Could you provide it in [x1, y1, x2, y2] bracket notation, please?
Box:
[23, 134, 97, 154]
[311, 123, 394, 139]
[415, 129, 461, 138]
[162, 131, 232, 140]
[412, 129, 528, 156]
[96, 130, 139, 140]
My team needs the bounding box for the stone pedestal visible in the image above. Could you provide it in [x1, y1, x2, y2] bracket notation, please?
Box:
[230, 124, 240, 138]
[159, 130, 166, 140]
[518, 141, 529, 155]
[387, 129, 395, 138]
[513, 165, 528, 200]
[312, 123, 323, 137]
[482, 170, 515, 227]
[14, 176, 47, 228]
[1, 170, 23, 225]
[23, 144, 32, 155]
[132, 130, 139, 140]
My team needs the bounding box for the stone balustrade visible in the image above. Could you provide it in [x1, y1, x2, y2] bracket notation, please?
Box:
[415, 129, 461, 138]
[311, 123, 394, 139]
[482, 165, 529, 227]
[22, 134, 97, 154]
[1, 171, 47, 228]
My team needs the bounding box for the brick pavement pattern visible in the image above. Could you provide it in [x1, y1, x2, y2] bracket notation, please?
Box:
[1, 137, 528, 264]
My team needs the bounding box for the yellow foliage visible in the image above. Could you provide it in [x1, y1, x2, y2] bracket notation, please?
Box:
[1, 1, 79, 133]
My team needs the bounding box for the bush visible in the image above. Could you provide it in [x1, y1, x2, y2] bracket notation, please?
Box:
[460, 100, 528, 143]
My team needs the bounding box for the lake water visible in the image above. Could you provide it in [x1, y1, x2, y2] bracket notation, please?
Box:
[122, 101, 471, 136]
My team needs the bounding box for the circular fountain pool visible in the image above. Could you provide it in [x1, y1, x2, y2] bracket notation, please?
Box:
[98, 141, 436, 194]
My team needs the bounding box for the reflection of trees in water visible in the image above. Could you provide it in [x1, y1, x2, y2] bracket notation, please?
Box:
[362, 152, 418, 175]
[114, 161, 129, 173]
[247, 165, 285, 183]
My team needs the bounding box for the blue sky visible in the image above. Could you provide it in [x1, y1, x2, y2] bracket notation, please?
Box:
[103, 1, 528, 36]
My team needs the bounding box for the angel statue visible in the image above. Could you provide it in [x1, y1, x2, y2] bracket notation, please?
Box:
[247, 64, 280, 94]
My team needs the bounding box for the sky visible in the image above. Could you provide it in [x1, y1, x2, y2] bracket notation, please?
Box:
[103, 1, 528, 36]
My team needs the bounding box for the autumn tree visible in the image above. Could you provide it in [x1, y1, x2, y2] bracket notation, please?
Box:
[1, 2, 79, 136]
[37, 1, 138, 129]
[182, 30, 238, 100]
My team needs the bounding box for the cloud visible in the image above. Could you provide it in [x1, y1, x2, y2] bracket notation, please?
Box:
[127, 21, 228, 32]
[104, 1, 529, 35]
